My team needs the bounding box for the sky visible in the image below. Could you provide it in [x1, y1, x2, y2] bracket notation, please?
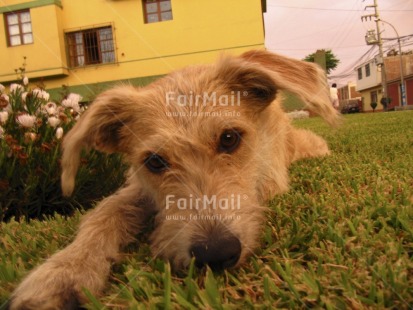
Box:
[264, 0, 413, 86]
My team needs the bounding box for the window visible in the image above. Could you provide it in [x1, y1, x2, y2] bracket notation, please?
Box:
[66, 27, 115, 68]
[357, 67, 363, 80]
[365, 63, 370, 77]
[4, 10, 33, 46]
[143, 0, 173, 23]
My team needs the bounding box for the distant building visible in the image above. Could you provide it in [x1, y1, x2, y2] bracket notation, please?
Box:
[337, 82, 362, 101]
[337, 81, 362, 113]
[0, 0, 266, 100]
[355, 52, 413, 111]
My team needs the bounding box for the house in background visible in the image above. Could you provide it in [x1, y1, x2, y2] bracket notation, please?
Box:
[0, 0, 266, 100]
[355, 52, 413, 111]
[337, 81, 362, 111]
[385, 51, 413, 109]
[338, 82, 362, 102]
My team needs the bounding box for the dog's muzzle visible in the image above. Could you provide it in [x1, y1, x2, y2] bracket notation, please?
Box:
[190, 232, 241, 271]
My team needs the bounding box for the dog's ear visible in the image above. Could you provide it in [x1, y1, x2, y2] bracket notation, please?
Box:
[61, 85, 140, 196]
[215, 55, 278, 111]
[240, 49, 340, 126]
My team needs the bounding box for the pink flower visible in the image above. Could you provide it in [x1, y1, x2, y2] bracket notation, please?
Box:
[17, 114, 36, 128]
[10, 83, 23, 93]
[1, 94, 9, 103]
[32, 88, 50, 101]
[62, 93, 83, 113]
[21, 92, 28, 102]
[23, 76, 29, 86]
[45, 102, 57, 115]
[67, 93, 83, 103]
[48, 116, 61, 128]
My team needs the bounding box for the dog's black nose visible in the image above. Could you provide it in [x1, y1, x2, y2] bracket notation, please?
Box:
[190, 235, 241, 271]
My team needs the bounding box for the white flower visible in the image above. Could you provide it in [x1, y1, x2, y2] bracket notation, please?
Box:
[17, 114, 37, 128]
[62, 93, 83, 113]
[3, 104, 12, 113]
[0, 84, 5, 93]
[1, 94, 9, 103]
[57, 106, 65, 114]
[48, 116, 61, 128]
[10, 83, 24, 93]
[0, 111, 8, 124]
[21, 92, 28, 102]
[32, 88, 50, 101]
[62, 98, 80, 113]
[67, 93, 83, 103]
[42, 92, 50, 101]
[32, 88, 41, 97]
[23, 76, 29, 86]
[287, 110, 310, 120]
[45, 102, 57, 115]
[56, 127, 63, 139]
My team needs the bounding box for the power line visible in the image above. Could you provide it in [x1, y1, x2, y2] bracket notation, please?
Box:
[267, 4, 413, 12]
[382, 34, 413, 40]
[329, 46, 377, 79]
[329, 0, 362, 49]
[331, 39, 413, 81]
[267, 44, 368, 51]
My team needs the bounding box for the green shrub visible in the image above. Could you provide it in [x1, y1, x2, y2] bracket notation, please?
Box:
[0, 79, 126, 221]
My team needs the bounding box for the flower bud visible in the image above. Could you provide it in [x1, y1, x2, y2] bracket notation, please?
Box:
[56, 127, 64, 139]
[0, 111, 8, 124]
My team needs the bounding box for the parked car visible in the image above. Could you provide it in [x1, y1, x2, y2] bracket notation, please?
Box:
[341, 99, 362, 114]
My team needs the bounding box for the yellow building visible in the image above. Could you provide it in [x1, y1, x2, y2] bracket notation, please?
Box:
[0, 0, 266, 100]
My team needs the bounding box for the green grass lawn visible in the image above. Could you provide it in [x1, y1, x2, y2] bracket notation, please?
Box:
[1, 111, 412, 309]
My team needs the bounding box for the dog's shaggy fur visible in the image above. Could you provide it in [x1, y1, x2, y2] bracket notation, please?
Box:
[10, 50, 339, 309]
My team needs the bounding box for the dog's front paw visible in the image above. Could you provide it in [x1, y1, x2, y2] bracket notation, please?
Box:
[10, 268, 80, 310]
[9, 255, 109, 310]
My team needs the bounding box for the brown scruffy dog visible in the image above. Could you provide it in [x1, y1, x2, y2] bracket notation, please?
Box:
[10, 50, 339, 309]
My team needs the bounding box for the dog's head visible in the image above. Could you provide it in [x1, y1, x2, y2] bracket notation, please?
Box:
[61, 50, 338, 271]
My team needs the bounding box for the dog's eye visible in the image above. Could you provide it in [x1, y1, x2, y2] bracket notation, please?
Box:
[144, 154, 169, 173]
[218, 130, 241, 153]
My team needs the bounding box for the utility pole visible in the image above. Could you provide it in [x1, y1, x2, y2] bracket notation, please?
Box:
[380, 20, 407, 106]
[362, 0, 389, 109]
